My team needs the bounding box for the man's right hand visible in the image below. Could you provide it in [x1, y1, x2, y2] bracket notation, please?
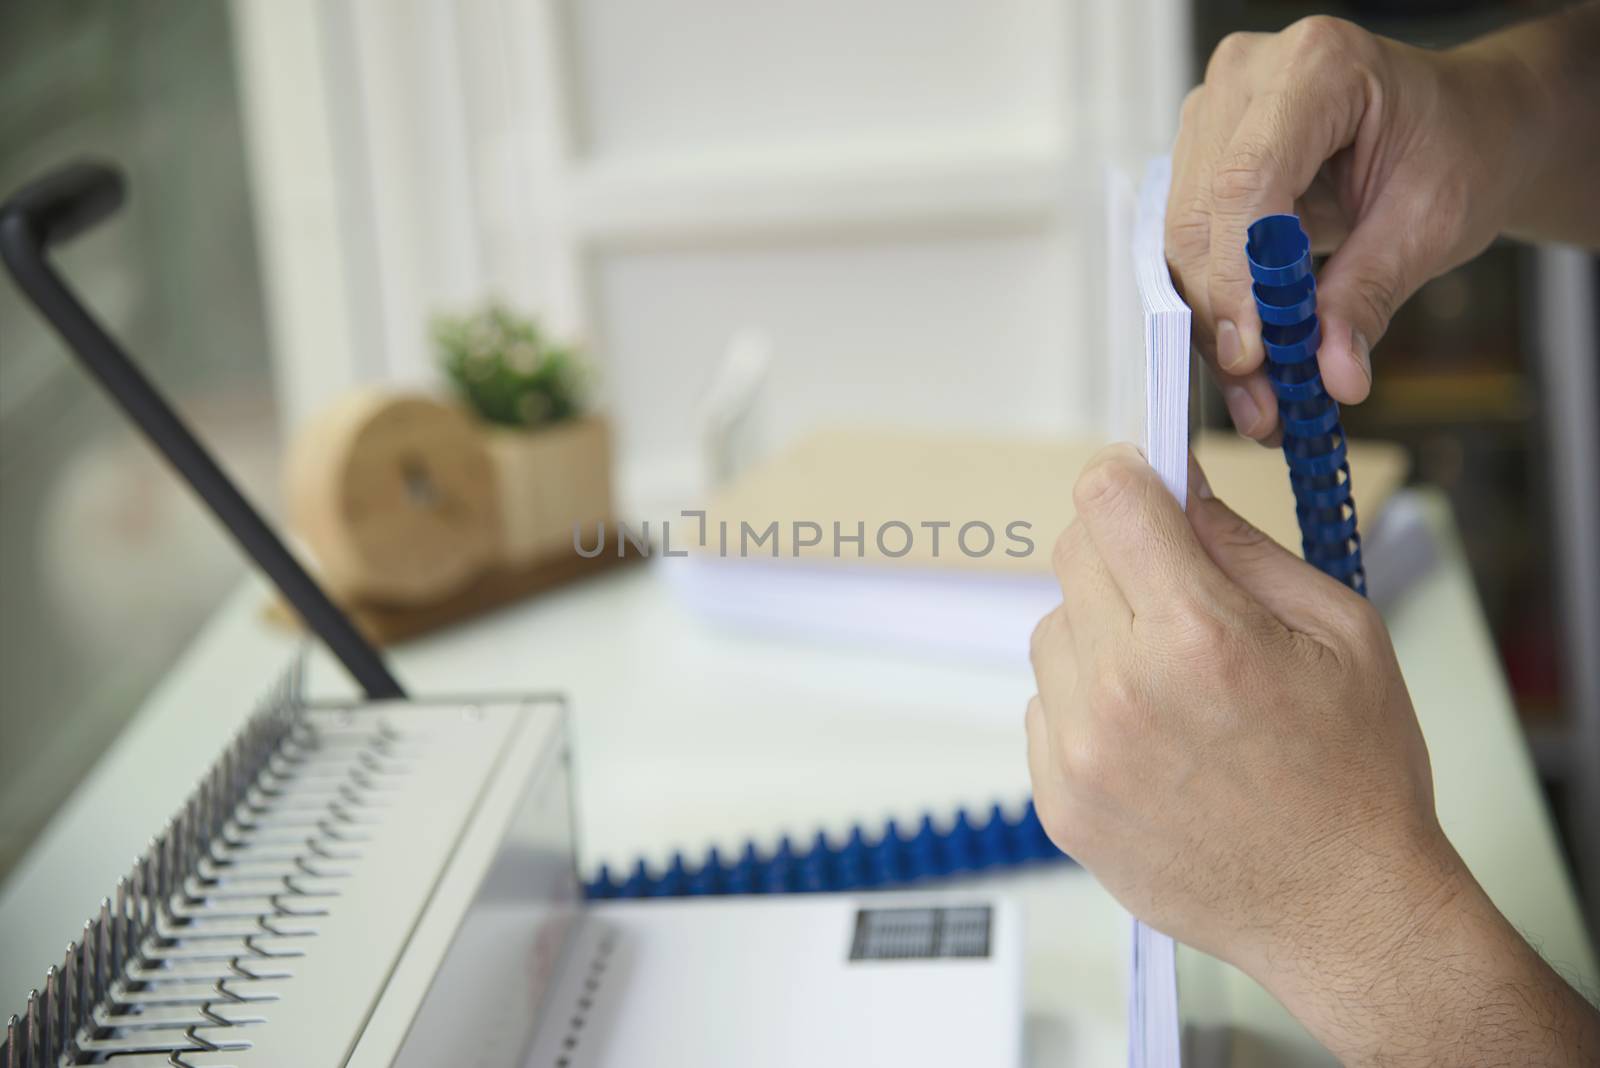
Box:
[1165, 15, 1560, 442]
[1028, 447, 1600, 1065]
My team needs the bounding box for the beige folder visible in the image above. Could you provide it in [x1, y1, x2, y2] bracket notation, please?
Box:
[701, 427, 1409, 574]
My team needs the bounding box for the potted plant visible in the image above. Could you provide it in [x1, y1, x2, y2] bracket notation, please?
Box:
[435, 304, 613, 567]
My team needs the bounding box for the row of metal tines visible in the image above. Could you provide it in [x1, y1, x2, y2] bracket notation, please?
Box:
[1, 670, 302, 1068]
[585, 799, 1067, 899]
[1245, 213, 1366, 594]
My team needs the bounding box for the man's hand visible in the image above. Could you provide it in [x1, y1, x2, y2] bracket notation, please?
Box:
[1168, 11, 1600, 442]
[1026, 445, 1600, 1064]
[1027, 444, 1444, 973]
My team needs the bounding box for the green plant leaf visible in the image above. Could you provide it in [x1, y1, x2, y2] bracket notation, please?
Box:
[433, 303, 590, 428]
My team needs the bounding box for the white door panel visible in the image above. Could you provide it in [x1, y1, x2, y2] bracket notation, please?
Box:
[234, 0, 1190, 486]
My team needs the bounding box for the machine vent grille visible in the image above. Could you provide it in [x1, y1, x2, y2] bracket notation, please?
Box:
[848, 905, 992, 962]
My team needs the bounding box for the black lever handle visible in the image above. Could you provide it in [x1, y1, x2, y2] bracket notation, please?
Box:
[0, 161, 406, 701]
[1, 160, 126, 248]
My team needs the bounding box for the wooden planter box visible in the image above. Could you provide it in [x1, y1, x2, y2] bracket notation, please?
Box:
[484, 414, 614, 567]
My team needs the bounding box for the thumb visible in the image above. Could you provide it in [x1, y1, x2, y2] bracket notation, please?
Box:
[1187, 454, 1358, 638]
[1313, 208, 1433, 407]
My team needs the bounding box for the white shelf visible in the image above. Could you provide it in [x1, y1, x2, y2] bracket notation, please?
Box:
[569, 132, 1070, 246]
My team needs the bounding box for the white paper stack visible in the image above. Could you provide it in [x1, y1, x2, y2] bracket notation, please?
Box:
[1118, 155, 1188, 1068]
[1133, 155, 1191, 504]
[1131, 915, 1182, 1066]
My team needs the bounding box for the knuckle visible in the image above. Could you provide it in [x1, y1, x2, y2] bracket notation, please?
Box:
[1211, 145, 1272, 207]
[1333, 591, 1386, 645]
[1206, 32, 1253, 83]
[1073, 449, 1139, 518]
[1086, 662, 1140, 724]
[1165, 204, 1211, 268]
[1208, 510, 1273, 556]
[1207, 265, 1255, 321]
[1168, 597, 1232, 657]
[1284, 15, 1357, 62]
[1053, 729, 1102, 791]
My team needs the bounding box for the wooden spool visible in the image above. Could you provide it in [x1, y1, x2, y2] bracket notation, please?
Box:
[285, 391, 502, 606]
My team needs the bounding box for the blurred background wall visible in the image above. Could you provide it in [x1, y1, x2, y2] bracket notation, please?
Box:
[232, 0, 1190, 513]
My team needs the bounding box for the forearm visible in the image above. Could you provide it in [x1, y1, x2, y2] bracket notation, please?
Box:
[1466, 2, 1600, 247]
[1258, 838, 1600, 1065]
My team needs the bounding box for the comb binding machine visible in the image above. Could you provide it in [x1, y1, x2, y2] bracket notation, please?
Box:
[0, 162, 1025, 1068]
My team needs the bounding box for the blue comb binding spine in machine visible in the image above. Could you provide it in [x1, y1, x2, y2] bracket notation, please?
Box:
[584, 800, 1068, 899]
[1247, 214, 1367, 596]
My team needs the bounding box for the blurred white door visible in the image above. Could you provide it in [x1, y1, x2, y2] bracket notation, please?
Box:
[233, 0, 1190, 511]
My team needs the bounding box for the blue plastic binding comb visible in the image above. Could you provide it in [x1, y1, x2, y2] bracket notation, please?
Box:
[1246, 214, 1367, 595]
[584, 799, 1069, 899]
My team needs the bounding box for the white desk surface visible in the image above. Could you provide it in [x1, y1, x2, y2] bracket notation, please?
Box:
[1, 490, 1592, 1065]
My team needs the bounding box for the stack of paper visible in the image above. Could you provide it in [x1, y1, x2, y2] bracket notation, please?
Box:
[1132, 155, 1192, 503]
[665, 434, 1409, 688]
[1131, 916, 1182, 1066]
[1122, 156, 1186, 1068]
[662, 430, 1406, 669]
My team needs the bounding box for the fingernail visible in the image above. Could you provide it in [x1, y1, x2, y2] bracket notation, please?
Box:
[1217, 319, 1245, 372]
[1352, 330, 1372, 386]
[1239, 321, 1261, 370]
[1223, 384, 1261, 437]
